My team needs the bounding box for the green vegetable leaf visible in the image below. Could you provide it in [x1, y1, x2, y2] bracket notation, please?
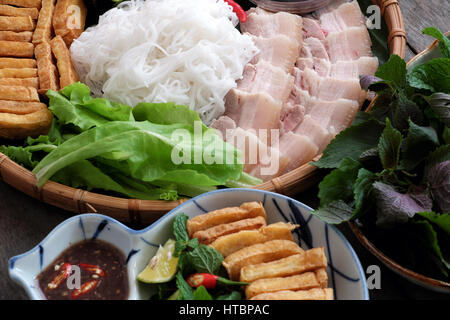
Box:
[313, 119, 385, 169]
[318, 158, 361, 206]
[422, 27, 450, 58]
[375, 54, 407, 90]
[216, 291, 242, 300]
[193, 286, 213, 300]
[400, 119, 439, 171]
[133, 102, 205, 127]
[173, 214, 190, 242]
[312, 200, 355, 225]
[353, 168, 376, 219]
[408, 58, 450, 93]
[416, 212, 450, 235]
[424, 144, 450, 178]
[185, 244, 223, 274]
[391, 93, 424, 131]
[428, 93, 450, 126]
[176, 272, 194, 300]
[0, 145, 37, 169]
[378, 118, 403, 170]
[426, 160, 450, 213]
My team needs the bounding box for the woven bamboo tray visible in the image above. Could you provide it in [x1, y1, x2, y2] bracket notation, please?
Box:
[0, 0, 407, 225]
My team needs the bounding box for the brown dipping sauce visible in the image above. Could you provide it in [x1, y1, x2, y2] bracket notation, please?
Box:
[37, 239, 129, 300]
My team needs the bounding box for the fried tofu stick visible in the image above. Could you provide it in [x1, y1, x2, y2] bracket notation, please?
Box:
[186, 202, 267, 238]
[50, 35, 78, 89]
[223, 240, 304, 280]
[34, 41, 59, 93]
[0, 31, 33, 42]
[245, 272, 324, 299]
[0, 100, 45, 114]
[32, 0, 55, 45]
[315, 268, 328, 288]
[0, 68, 37, 78]
[250, 288, 334, 300]
[0, 41, 34, 57]
[193, 216, 266, 245]
[0, 0, 42, 8]
[53, 0, 86, 47]
[0, 77, 38, 88]
[210, 222, 298, 257]
[0, 58, 36, 69]
[0, 106, 53, 139]
[0, 5, 39, 19]
[0, 85, 39, 101]
[240, 247, 327, 282]
[0, 16, 35, 32]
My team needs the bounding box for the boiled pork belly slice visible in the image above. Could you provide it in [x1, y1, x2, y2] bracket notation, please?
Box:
[276, 132, 319, 176]
[300, 37, 329, 60]
[249, 34, 300, 73]
[299, 68, 365, 104]
[294, 115, 334, 152]
[224, 89, 282, 132]
[303, 18, 326, 40]
[237, 61, 294, 103]
[281, 103, 305, 133]
[241, 9, 303, 47]
[326, 27, 373, 63]
[307, 98, 359, 134]
[319, 0, 366, 34]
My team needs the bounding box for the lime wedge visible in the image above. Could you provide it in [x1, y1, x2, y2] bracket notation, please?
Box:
[137, 239, 178, 283]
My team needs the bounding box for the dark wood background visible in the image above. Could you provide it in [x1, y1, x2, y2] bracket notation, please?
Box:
[1, 0, 449, 300]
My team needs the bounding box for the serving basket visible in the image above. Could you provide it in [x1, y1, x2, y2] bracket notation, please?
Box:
[0, 0, 407, 225]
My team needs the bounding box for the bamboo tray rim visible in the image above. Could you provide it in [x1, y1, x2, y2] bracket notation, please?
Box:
[0, 0, 407, 224]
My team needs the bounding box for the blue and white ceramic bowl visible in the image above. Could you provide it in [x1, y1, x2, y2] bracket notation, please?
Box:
[9, 189, 369, 300]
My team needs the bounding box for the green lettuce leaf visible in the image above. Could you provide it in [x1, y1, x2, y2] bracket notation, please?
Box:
[422, 27, 450, 58]
[416, 212, 450, 235]
[408, 58, 450, 93]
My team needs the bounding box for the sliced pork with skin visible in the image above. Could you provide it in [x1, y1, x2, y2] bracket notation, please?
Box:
[303, 17, 326, 40]
[294, 115, 334, 152]
[281, 103, 305, 133]
[325, 26, 373, 63]
[301, 37, 329, 60]
[277, 132, 319, 175]
[250, 34, 300, 73]
[307, 98, 359, 133]
[242, 9, 303, 47]
[319, 1, 366, 34]
[225, 89, 282, 132]
[237, 61, 294, 103]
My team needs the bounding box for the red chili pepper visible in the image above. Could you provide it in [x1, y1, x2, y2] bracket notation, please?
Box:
[186, 273, 248, 289]
[48, 262, 72, 290]
[224, 0, 247, 23]
[78, 263, 106, 277]
[71, 279, 99, 299]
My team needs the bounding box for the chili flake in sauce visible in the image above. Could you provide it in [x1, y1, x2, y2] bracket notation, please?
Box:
[37, 240, 129, 300]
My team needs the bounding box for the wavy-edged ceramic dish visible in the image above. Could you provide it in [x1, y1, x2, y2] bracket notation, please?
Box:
[350, 32, 450, 294]
[9, 188, 369, 300]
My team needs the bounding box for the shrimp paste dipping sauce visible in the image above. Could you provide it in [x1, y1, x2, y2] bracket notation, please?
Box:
[37, 240, 129, 300]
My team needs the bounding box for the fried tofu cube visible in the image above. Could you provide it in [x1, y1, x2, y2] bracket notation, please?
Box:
[0, 105, 53, 139]
[250, 288, 334, 300]
[0, 77, 38, 88]
[52, 0, 86, 47]
[0, 40, 34, 57]
[0, 85, 39, 101]
[32, 0, 56, 45]
[50, 35, 78, 89]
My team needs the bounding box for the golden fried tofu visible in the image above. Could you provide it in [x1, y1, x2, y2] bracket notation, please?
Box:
[245, 272, 324, 299]
[240, 247, 327, 282]
[32, 0, 55, 45]
[34, 41, 59, 93]
[186, 202, 267, 238]
[193, 216, 266, 245]
[0, 68, 37, 79]
[50, 35, 78, 89]
[0, 0, 42, 8]
[223, 240, 303, 280]
[315, 268, 328, 288]
[0, 77, 38, 88]
[210, 222, 298, 257]
[0, 16, 35, 32]
[0, 41, 34, 57]
[0, 85, 39, 101]
[250, 288, 334, 300]
[0, 58, 36, 69]
[0, 100, 46, 114]
[0, 4, 39, 19]
[0, 105, 53, 139]
[53, 0, 86, 47]
[0, 31, 33, 42]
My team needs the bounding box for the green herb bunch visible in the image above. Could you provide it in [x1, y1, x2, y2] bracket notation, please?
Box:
[312, 28, 450, 281]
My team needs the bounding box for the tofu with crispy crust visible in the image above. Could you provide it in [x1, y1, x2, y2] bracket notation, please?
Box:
[250, 288, 334, 300]
[50, 35, 78, 89]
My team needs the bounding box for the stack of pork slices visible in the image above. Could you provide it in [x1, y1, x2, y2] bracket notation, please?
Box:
[211, 0, 378, 181]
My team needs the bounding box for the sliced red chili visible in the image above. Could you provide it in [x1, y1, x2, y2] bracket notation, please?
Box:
[48, 262, 72, 290]
[187, 273, 248, 289]
[224, 0, 247, 23]
[78, 263, 106, 277]
[71, 279, 99, 299]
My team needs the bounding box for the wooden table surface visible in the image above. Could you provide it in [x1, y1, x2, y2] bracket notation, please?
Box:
[1, 1, 449, 300]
